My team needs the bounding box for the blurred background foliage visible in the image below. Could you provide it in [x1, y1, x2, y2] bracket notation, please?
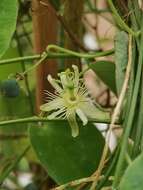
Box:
[0, 0, 118, 189]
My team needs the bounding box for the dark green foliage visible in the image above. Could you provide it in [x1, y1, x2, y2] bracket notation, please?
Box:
[119, 153, 143, 190]
[90, 61, 116, 94]
[29, 121, 105, 184]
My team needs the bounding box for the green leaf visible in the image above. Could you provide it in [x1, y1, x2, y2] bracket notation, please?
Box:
[29, 121, 105, 184]
[119, 153, 143, 190]
[0, 46, 22, 80]
[90, 61, 116, 94]
[0, 0, 18, 58]
[115, 31, 128, 95]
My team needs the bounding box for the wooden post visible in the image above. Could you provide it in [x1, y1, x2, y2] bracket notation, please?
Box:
[63, 0, 83, 69]
[32, 0, 58, 113]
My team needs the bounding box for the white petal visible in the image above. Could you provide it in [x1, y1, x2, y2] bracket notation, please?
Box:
[105, 130, 117, 152]
[59, 72, 67, 89]
[48, 75, 63, 93]
[66, 110, 79, 137]
[47, 109, 65, 119]
[76, 108, 88, 126]
[72, 65, 79, 93]
[40, 98, 64, 112]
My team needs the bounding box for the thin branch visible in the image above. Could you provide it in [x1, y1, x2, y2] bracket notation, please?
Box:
[51, 176, 103, 190]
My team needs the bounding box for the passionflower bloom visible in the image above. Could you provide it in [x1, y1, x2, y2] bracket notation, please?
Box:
[40, 65, 109, 137]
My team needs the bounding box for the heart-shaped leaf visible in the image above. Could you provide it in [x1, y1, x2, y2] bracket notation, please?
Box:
[29, 121, 105, 184]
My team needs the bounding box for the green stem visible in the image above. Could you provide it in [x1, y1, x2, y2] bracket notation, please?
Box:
[0, 53, 80, 66]
[0, 47, 114, 78]
[22, 45, 114, 75]
[23, 52, 47, 75]
[125, 153, 132, 165]
[0, 146, 30, 184]
[132, 73, 143, 157]
[107, 0, 140, 36]
[0, 54, 40, 65]
[46, 45, 114, 58]
[0, 116, 121, 127]
[113, 28, 143, 187]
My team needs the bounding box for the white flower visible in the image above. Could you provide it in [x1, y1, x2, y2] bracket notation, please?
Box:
[40, 65, 109, 137]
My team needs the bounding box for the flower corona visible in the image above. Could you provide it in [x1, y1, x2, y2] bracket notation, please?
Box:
[40, 65, 108, 137]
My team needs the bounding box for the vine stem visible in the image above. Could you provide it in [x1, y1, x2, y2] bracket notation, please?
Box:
[20, 45, 113, 76]
[89, 35, 132, 190]
[0, 47, 113, 66]
[0, 54, 40, 65]
[46, 45, 114, 59]
[0, 45, 114, 77]
[51, 176, 103, 190]
[107, 0, 140, 36]
[0, 53, 75, 66]
[0, 116, 121, 127]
